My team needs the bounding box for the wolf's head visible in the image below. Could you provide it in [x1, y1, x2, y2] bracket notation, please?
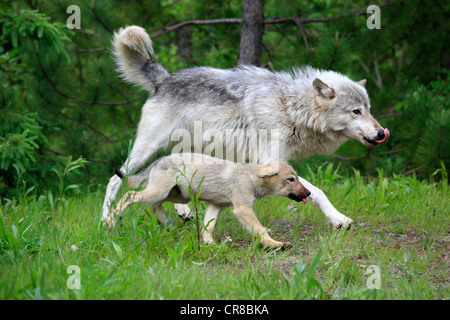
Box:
[312, 76, 389, 148]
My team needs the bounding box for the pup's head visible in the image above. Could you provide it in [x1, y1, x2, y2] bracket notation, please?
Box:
[257, 161, 311, 204]
[312, 76, 390, 148]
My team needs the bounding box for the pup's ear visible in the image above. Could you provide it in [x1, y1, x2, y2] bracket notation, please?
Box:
[257, 162, 280, 178]
[313, 78, 335, 99]
[357, 79, 367, 87]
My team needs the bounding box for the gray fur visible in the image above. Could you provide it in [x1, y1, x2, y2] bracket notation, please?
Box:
[112, 26, 169, 94]
[130, 61, 378, 158]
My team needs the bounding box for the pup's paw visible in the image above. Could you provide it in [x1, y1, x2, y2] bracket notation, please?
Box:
[103, 216, 116, 230]
[263, 240, 293, 251]
[174, 204, 195, 221]
[282, 241, 294, 250]
[202, 233, 215, 245]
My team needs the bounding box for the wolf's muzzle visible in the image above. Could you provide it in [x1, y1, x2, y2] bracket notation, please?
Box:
[375, 128, 390, 144]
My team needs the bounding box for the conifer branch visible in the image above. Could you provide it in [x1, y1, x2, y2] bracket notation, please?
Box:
[150, 1, 392, 37]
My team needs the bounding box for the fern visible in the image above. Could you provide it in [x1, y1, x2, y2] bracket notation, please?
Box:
[0, 9, 73, 62]
[0, 110, 48, 173]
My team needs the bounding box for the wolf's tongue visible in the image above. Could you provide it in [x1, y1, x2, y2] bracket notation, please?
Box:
[375, 128, 390, 144]
[303, 198, 307, 204]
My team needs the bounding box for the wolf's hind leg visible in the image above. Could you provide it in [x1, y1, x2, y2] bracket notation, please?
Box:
[102, 113, 174, 223]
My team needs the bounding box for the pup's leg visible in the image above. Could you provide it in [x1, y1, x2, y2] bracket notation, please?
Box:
[153, 204, 172, 230]
[202, 204, 223, 244]
[298, 176, 353, 229]
[233, 205, 291, 249]
[111, 190, 145, 228]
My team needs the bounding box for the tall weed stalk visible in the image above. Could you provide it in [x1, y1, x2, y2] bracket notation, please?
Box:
[173, 163, 205, 251]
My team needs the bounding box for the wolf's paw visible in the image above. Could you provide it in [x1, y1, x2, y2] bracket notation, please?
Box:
[328, 215, 353, 230]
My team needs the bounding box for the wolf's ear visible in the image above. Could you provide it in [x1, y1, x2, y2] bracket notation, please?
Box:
[313, 78, 335, 99]
[257, 162, 280, 178]
[357, 79, 367, 87]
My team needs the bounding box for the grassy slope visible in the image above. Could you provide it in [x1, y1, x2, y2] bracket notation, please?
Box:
[0, 171, 448, 300]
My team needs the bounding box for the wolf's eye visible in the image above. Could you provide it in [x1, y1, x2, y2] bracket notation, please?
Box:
[286, 177, 296, 182]
[353, 109, 361, 115]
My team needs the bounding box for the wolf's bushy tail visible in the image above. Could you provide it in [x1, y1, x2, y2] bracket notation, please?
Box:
[112, 26, 169, 94]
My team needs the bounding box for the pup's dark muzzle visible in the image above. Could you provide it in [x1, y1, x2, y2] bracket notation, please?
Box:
[288, 187, 311, 204]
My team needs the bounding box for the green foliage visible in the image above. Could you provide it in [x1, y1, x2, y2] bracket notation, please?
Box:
[394, 72, 449, 177]
[0, 0, 448, 200]
[0, 4, 76, 195]
[0, 110, 45, 172]
[0, 8, 73, 62]
[0, 108, 53, 194]
[285, 250, 324, 299]
[0, 172, 448, 299]
[0, 199, 44, 263]
[52, 156, 88, 209]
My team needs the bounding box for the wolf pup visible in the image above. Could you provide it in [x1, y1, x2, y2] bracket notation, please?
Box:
[111, 153, 310, 249]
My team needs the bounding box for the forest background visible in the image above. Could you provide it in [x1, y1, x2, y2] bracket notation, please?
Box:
[0, 0, 448, 196]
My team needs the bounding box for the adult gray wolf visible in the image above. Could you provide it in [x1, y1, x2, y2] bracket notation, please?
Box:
[111, 153, 311, 249]
[102, 25, 390, 230]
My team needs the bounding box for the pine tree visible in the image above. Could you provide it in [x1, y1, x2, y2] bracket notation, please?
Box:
[0, 0, 448, 196]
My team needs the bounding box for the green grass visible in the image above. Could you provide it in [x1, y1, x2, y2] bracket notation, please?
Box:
[0, 170, 448, 300]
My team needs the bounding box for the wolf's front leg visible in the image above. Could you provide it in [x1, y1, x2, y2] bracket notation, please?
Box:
[298, 176, 353, 229]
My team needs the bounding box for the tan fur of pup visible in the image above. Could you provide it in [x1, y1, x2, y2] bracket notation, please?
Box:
[111, 153, 310, 249]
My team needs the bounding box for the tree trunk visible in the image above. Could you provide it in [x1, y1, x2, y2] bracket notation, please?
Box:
[238, 0, 265, 66]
